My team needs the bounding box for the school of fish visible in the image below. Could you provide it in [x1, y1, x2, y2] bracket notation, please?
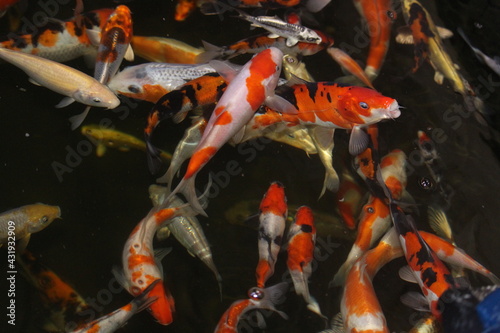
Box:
[1, 0, 499, 332]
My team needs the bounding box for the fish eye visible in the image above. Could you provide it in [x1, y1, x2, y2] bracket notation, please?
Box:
[286, 56, 295, 64]
[359, 102, 369, 109]
[248, 288, 264, 300]
[41, 216, 49, 224]
[387, 10, 397, 20]
[366, 206, 375, 214]
[93, 97, 101, 103]
[128, 85, 141, 94]
[306, 37, 317, 42]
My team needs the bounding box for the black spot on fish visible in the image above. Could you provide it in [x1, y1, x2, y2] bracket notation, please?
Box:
[276, 86, 297, 109]
[421, 267, 437, 288]
[408, 3, 435, 38]
[84, 11, 101, 30]
[155, 90, 187, 120]
[306, 82, 318, 102]
[196, 83, 202, 90]
[32, 21, 64, 47]
[326, 92, 332, 103]
[274, 235, 282, 245]
[301, 224, 313, 233]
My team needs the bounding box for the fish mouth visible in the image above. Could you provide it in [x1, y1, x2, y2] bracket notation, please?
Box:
[386, 100, 401, 119]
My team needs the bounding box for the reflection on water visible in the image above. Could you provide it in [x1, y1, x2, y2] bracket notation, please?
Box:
[0, 0, 499, 332]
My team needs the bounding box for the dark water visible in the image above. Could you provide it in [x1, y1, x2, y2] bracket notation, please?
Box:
[1, 0, 500, 332]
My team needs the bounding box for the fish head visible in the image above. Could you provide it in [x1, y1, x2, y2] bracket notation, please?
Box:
[337, 86, 401, 124]
[146, 280, 174, 325]
[260, 182, 287, 218]
[75, 85, 120, 109]
[302, 30, 322, 45]
[295, 206, 315, 231]
[358, 196, 390, 234]
[26, 204, 61, 234]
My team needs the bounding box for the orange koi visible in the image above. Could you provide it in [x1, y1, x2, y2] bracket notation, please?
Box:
[131, 35, 203, 64]
[353, 0, 396, 80]
[335, 169, 365, 230]
[165, 47, 296, 215]
[256, 182, 287, 288]
[18, 251, 92, 331]
[175, 0, 197, 21]
[286, 206, 323, 316]
[0, 8, 113, 62]
[327, 47, 375, 89]
[113, 204, 189, 325]
[214, 283, 288, 333]
[70, 280, 160, 333]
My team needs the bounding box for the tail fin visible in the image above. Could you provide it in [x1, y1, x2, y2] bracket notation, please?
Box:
[196, 41, 225, 63]
[168, 176, 208, 217]
[146, 138, 164, 176]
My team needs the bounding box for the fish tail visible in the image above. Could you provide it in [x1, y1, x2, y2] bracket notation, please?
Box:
[290, 269, 310, 300]
[146, 137, 164, 176]
[170, 176, 208, 217]
[196, 41, 224, 63]
[132, 279, 161, 313]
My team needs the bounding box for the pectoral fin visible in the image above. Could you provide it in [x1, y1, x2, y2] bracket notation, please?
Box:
[124, 44, 134, 61]
[55, 97, 75, 108]
[348, 126, 369, 155]
[265, 94, 298, 114]
[209, 60, 238, 82]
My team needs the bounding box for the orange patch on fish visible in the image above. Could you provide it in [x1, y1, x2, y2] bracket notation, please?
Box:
[153, 208, 176, 226]
[214, 111, 233, 126]
[37, 29, 59, 47]
[384, 176, 403, 199]
[246, 48, 277, 110]
[260, 183, 287, 217]
[255, 259, 272, 288]
[184, 146, 217, 179]
[287, 233, 314, 271]
[128, 254, 155, 270]
[147, 281, 174, 325]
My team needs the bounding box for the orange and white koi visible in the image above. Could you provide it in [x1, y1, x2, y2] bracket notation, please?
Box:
[197, 30, 333, 63]
[94, 5, 133, 85]
[327, 47, 375, 89]
[70, 280, 160, 333]
[0, 47, 120, 109]
[108, 63, 220, 103]
[214, 282, 288, 333]
[165, 47, 296, 215]
[113, 204, 189, 325]
[331, 150, 407, 286]
[257, 82, 401, 155]
[286, 206, 324, 316]
[341, 227, 402, 333]
[131, 35, 203, 64]
[389, 203, 458, 319]
[255, 182, 288, 288]
[145, 73, 228, 174]
[335, 169, 365, 230]
[0, 8, 113, 62]
[353, 0, 396, 80]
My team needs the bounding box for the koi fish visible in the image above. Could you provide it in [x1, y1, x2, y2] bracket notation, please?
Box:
[398, 0, 470, 95]
[131, 35, 204, 64]
[335, 169, 365, 230]
[175, 0, 197, 21]
[332, 150, 407, 286]
[69, 5, 134, 129]
[197, 30, 333, 63]
[93, 5, 133, 85]
[326, 47, 375, 89]
[18, 251, 92, 332]
[108, 63, 219, 103]
[286, 206, 324, 317]
[0, 8, 114, 62]
[353, 0, 396, 80]
[165, 47, 296, 215]
[389, 203, 458, 318]
[0, 48, 120, 109]
[69, 280, 160, 333]
[214, 282, 288, 333]
[145, 73, 228, 173]
[0, 203, 61, 251]
[282, 53, 314, 81]
[258, 82, 401, 155]
[113, 204, 190, 325]
[148, 184, 223, 296]
[255, 182, 287, 288]
[458, 28, 500, 76]
[340, 227, 402, 333]
[80, 125, 172, 161]
[231, 8, 322, 47]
